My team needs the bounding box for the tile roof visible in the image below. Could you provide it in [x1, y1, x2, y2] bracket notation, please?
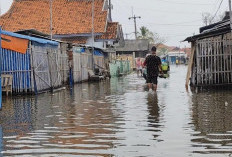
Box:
[96, 22, 118, 40]
[0, 0, 108, 35]
[62, 37, 88, 44]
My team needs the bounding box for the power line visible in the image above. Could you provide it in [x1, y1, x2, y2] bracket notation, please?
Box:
[165, 20, 202, 25]
[146, 22, 200, 26]
[123, 23, 200, 27]
[154, 0, 216, 5]
[114, 4, 206, 15]
[212, 0, 224, 20]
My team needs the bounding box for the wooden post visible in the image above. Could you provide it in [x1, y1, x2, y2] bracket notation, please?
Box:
[47, 49, 53, 92]
[185, 42, 196, 89]
[30, 42, 38, 95]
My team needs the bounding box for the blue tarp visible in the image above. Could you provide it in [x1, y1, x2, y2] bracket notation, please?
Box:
[2, 30, 59, 46]
[94, 50, 103, 56]
[81, 48, 85, 53]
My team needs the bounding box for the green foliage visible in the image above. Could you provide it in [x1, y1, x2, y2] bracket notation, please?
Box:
[137, 26, 154, 43]
[138, 26, 166, 47]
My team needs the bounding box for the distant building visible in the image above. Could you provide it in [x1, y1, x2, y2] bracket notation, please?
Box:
[116, 39, 149, 58]
[167, 51, 187, 64]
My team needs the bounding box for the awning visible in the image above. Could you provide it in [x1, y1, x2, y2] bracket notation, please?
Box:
[1, 34, 29, 54]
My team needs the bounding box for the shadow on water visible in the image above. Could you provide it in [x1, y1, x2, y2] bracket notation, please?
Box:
[191, 90, 232, 155]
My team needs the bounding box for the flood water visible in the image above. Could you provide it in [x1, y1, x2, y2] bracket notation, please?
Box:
[1, 65, 232, 157]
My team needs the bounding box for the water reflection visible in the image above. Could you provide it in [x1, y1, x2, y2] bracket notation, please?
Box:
[1, 81, 122, 156]
[2, 65, 232, 156]
[191, 91, 232, 154]
[147, 93, 161, 140]
[0, 125, 2, 155]
[0, 73, 166, 156]
[1, 97, 36, 136]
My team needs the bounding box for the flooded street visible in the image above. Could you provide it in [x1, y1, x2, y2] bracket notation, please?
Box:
[1, 65, 232, 156]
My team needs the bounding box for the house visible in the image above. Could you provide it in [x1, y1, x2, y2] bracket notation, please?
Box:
[96, 22, 124, 61]
[0, 0, 124, 52]
[0, 0, 125, 82]
[185, 12, 232, 88]
[116, 39, 149, 58]
[167, 51, 187, 64]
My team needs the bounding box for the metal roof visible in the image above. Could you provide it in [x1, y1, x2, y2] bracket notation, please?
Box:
[184, 19, 231, 42]
[2, 30, 59, 46]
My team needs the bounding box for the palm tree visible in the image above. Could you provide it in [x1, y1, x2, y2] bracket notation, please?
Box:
[137, 26, 154, 43]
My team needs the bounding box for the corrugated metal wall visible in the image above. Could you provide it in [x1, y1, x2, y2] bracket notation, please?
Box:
[1, 48, 32, 93]
[1, 43, 65, 94]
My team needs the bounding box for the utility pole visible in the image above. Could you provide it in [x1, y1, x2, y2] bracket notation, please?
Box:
[50, 0, 53, 40]
[128, 15, 141, 39]
[229, 0, 232, 30]
[92, 0, 95, 70]
[108, 0, 112, 21]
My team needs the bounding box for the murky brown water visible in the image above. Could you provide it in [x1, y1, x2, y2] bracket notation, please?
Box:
[0, 65, 232, 156]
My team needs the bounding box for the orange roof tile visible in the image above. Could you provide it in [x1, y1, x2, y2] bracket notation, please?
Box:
[0, 0, 108, 35]
[96, 22, 118, 40]
[62, 37, 88, 44]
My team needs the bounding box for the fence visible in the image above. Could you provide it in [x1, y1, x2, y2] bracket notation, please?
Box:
[117, 55, 135, 69]
[73, 53, 81, 83]
[30, 44, 62, 93]
[1, 43, 66, 94]
[94, 56, 105, 69]
[1, 48, 32, 93]
[109, 60, 131, 77]
[59, 48, 69, 84]
[73, 53, 93, 83]
[190, 33, 232, 87]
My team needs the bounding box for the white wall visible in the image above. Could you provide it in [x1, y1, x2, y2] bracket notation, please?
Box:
[86, 37, 104, 49]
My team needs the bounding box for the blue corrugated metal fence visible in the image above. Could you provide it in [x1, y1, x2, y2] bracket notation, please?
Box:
[1, 48, 32, 93]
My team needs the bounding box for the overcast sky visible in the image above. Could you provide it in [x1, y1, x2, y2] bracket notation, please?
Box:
[0, 0, 230, 47]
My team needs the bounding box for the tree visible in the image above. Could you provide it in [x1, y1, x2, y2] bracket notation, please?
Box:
[138, 26, 166, 47]
[202, 12, 225, 26]
[137, 26, 154, 43]
[153, 32, 166, 47]
[202, 12, 214, 26]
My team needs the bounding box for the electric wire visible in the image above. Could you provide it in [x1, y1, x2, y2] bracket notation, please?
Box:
[212, 0, 224, 20]
[153, 0, 215, 6]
